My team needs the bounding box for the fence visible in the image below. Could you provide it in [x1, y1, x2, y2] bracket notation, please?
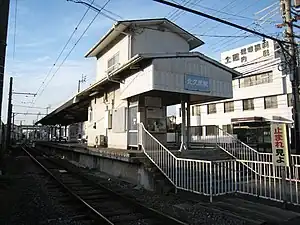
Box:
[139, 123, 300, 205]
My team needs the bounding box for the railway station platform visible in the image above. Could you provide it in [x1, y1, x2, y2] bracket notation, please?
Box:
[35, 141, 175, 193]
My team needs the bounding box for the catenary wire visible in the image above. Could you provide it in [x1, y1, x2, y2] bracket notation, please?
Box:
[31, 0, 112, 108]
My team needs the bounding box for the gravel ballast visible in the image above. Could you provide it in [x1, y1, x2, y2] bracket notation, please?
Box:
[81, 170, 251, 225]
[0, 149, 90, 225]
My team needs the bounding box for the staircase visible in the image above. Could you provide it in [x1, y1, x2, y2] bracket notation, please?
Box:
[138, 123, 300, 207]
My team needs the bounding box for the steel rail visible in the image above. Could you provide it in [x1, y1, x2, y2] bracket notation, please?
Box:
[26, 145, 188, 225]
[21, 146, 114, 225]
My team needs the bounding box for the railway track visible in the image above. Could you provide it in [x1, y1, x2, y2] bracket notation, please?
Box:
[22, 146, 187, 225]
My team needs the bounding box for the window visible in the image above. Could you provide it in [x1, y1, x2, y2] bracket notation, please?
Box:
[247, 46, 253, 52]
[243, 99, 254, 110]
[262, 41, 269, 48]
[241, 48, 247, 55]
[239, 71, 273, 87]
[225, 56, 231, 64]
[191, 105, 201, 116]
[107, 52, 119, 72]
[260, 71, 273, 84]
[206, 125, 217, 136]
[263, 49, 270, 57]
[179, 108, 181, 117]
[233, 53, 240, 61]
[207, 104, 217, 114]
[255, 44, 261, 52]
[288, 93, 293, 107]
[224, 101, 234, 113]
[264, 96, 278, 109]
[241, 56, 247, 63]
[222, 124, 232, 134]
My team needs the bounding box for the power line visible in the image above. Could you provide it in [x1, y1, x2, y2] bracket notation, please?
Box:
[32, 0, 112, 107]
[189, 0, 241, 31]
[154, 0, 292, 45]
[33, 0, 95, 100]
[200, 0, 262, 36]
[189, 1, 280, 25]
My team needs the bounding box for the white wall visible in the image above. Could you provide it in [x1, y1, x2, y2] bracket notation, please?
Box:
[152, 57, 233, 99]
[96, 35, 129, 81]
[199, 94, 292, 127]
[120, 64, 153, 100]
[131, 27, 189, 56]
[220, 39, 278, 70]
[86, 88, 128, 149]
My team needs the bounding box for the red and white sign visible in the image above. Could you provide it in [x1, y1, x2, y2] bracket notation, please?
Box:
[271, 123, 290, 167]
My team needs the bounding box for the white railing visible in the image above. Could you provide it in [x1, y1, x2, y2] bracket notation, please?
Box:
[138, 123, 213, 199]
[138, 123, 177, 186]
[216, 126, 259, 161]
[139, 123, 300, 205]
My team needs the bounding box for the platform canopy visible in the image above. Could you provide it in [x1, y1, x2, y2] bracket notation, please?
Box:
[36, 52, 241, 126]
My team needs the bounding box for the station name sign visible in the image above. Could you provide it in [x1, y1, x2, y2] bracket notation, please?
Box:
[184, 74, 210, 92]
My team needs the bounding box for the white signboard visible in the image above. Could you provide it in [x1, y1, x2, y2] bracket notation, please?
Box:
[271, 123, 290, 167]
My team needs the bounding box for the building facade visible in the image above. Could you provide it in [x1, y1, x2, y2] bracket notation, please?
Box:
[81, 18, 239, 149]
[176, 39, 293, 150]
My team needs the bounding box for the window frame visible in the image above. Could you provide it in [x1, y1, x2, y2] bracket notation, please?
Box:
[192, 105, 201, 116]
[224, 101, 234, 113]
[207, 104, 217, 114]
[264, 96, 278, 109]
[243, 98, 254, 111]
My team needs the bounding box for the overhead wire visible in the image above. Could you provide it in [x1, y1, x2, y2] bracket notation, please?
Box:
[26, 0, 113, 119]
[171, 0, 203, 22]
[208, 1, 281, 53]
[189, 0, 241, 31]
[200, 0, 262, 36]
[30, 0, 96, 108]
[166, 0, 186, 19]
[33, 0, 112, 105]
[188, 2, 280, 24]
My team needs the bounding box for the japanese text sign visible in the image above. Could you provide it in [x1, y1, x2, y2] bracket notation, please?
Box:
[184, 74, 210, 92]
[271, 123, 290, 167]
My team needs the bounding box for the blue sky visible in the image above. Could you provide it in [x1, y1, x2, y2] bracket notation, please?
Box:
[4, 0, 282, 124]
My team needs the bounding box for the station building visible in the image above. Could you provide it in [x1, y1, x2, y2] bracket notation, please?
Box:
[37, 18, 240, 150]
[175, 39, 293, 151]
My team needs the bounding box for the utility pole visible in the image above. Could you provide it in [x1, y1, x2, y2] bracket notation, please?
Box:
[46, 105, 50, 114]
[6, 77, 13, 149]
[280, 0, 300, 153]
[0, 0, 11, 155]
[78, 74, 86, 93]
